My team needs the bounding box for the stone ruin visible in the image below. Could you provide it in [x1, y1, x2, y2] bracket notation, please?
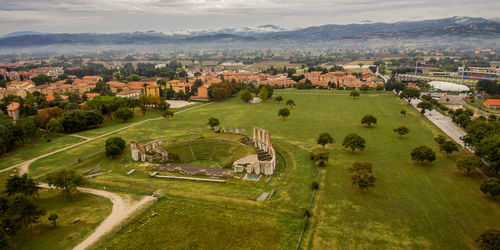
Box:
[130, 139, 169, 163]
[214, 126, 246, 135]
[233, 126, 277, 176]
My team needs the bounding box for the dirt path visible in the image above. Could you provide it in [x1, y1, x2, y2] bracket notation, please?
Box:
[36, 183, 155, 250]
[1, 102, 213, 249]
[0, 102, 213, 175]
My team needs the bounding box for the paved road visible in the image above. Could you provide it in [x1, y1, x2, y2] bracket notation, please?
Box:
[409, 99, 489, 178]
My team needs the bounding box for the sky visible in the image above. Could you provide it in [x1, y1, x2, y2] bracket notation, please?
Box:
[0, 0, 499, 35]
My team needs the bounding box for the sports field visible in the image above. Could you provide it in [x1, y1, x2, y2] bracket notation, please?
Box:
[20, 89, 500, 249]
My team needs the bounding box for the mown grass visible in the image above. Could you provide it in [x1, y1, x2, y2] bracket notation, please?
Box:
[27, 89, 499, 249]
[12, 189, 112, 250]
[165, 137, 256, 168]
[0, 134, 83, 170]
[96, 196, 302, 250]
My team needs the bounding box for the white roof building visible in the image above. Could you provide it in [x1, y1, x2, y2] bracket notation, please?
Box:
[428, 81, 470, 92]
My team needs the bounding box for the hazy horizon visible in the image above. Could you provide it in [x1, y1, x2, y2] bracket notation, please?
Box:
[1, 0, 499, 35]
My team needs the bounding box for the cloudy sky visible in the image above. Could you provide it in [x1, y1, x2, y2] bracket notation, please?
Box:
[1, 0, 499, 35]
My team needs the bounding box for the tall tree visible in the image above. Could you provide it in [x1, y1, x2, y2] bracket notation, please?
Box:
[46, 170, 87, 197]
[361, 115, 377, 127]
[439, 140, 459, 156]
[207, 117, 220, 129]
[456, 155, 482, 176]
[411, 146, 436, 165]
[5, 174, 40, 199]
[480, 178, 500, 200]
[400, 87, 420, 102]
[278, 108, 290, 120]
[393, 126, 410, 137]
[316, 132, 334, 150]
[342, 133, 366, 152]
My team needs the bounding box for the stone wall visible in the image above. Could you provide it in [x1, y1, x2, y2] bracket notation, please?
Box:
[232, 127, 277, 176]
[130, 139, 169, 163]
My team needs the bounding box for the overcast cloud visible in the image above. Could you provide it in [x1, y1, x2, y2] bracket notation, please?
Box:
[0, 0, 499, 35]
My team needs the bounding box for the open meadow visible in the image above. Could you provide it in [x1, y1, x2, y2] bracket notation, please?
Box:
[15, 89, 499, 249]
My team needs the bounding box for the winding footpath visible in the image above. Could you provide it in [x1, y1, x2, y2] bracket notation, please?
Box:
[0, 102, 213, 249]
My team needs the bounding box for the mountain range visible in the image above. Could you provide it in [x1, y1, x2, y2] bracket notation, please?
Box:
[0, 17, 498, 48]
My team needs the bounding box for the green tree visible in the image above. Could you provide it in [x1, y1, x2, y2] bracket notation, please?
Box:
[316, 132, 334, 150]
[240, 89, 253, 103]
[434, 135, 447, 145]
[456, 155, 482, 176]
[157, 100, 170, 112]
[348, 161, 376, 190]
[46, 170, 87, 196]
[48, 213, 58, 227]
[474, 135, 500, 175]
[113, 107, 134, 122]
[361, 115, 377, 127]
[439, 140, 459, 156]
[417, 101, 433, 115]
[286, 99, 296, 108]
[360, 84, 370, 92]
[126, 74, 141, 81]
[15, 117, 40, 146]
[7, 194, 46, 234]
[274, 96, 283, 103]
[342, 133, 366, 152]
[0, 124, 12, 157]
[105, 137, 126, 158]
[310, 150, 329, 166]
[258, 87, 269, 101]
[480, 178, 500, 200]
[5, 174, 40, 199]
[393, 126, 410, 137]
[31, 74, 53, 86]
[350, 90, 360, 98]
[400, 87, 420, 102]
[278, 108, 290, 120]
[207, 117, 220, 129]
[411, 146, 436, 165]
[162, 109, 174, 119]
[349, 161, 373, 173]
[476, 229, 500, 250]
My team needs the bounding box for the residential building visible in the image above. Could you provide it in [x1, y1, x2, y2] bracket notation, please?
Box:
[483, 99, 500, 110]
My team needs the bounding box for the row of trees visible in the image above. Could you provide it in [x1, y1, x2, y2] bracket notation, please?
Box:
[0, 114, 41, 157]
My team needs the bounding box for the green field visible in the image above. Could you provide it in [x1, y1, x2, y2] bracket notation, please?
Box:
[164, 136, 256, 168]
[11, 189, 111, 250]
[23, 89, 499, 249]
[0, 135, 84, 170]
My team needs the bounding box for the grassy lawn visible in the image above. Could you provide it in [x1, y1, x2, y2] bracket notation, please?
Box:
[0, 135, 84, 170]
[96, 196, 302, 250]
[27, 89, 499, 249]
[75, 109, 162, 138]
[11, 189, 112, 250]
[164, 136, 256, 168]
[75, 102, 206, 138]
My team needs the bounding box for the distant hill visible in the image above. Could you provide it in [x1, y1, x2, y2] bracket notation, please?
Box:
[0, 17, 498, 48]
[1, 31, 48, 38]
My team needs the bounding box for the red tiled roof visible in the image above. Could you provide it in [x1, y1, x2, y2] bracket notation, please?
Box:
[484, 99, 500, 106]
